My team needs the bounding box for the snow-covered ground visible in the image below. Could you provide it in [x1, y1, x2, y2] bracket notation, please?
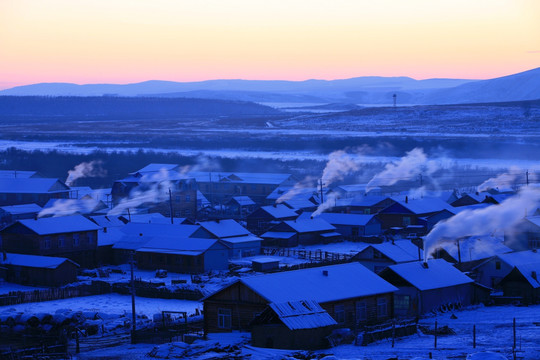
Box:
[71, 304, 540, 360]
[0, 293, 202, 318]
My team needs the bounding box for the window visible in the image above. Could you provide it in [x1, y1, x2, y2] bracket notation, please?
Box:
[218, 308, 232, 329]
[73, 234, 80, 247]
[363, 209, 371, 215]
[495, 261, 501, 270]
[185, 195, 191, 202]
[402, 217, 411, 226]
[352, 227, 359, 238]
[355, 301, 367, 323]
[175, 195, 181, 203]
[43, 236, 51, 249]
[334, 305, 345, 323]
[58, 235, 65, 247]
[377, 297, 388, 318]
[87, 232, 95, 244]
[395, 295, 410, 310]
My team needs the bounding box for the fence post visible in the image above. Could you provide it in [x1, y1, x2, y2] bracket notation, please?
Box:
[513, 317, 516, 351]
[391, 321, 396, 348]
[434, 320, 438, 349]
[473, 324, 476, 348]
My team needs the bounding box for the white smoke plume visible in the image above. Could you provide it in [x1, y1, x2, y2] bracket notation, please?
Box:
[423, 187, 540, 262]
[66, 161, 107, 186]
[477, 166, 521, 193]
[276, 176, 317, 204]
[312, 192, 339, 217]
[38, 198, 100, 218]
[108, 168, 173, 216]
[366, 148, 441, 192]
[321, 150, 364, 185]
[178, 156, 221, 175]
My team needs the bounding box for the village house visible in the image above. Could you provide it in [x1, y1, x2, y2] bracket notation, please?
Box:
[0, 252, 79, 287]
[246, 204, 299, 235]
[498, 262, 540, 304]
[198, 219, 262, 258]
[0, 203, 42, 227]
[376, 197, 455, 232]
[471, 250, 540, 288]
[224, 196, 257, 219]
[261, 218, 341, 247]
[330, 196, 395, 215]
[298, 212, 382, 241]
[330, 184, 383, 198]
[0, 178, 71, 207]
[203, 262, 397, 333]
[189, 171, 298, 206]
[111, 165, 197, 219]
[505, 216, 540, 251]
[250, 300, 337, 350]
[135, 237, 229, 273]
[351, 240, 423, 273]
[450, 192, 490, 207]
[379, 259, 482, 317]
[0, 215, 100, 268]
[0, 170, 41, 178]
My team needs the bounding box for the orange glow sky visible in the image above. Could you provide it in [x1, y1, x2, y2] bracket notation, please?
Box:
[0, 0, 539, 89]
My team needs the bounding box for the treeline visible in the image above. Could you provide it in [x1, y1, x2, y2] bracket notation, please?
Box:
[0, 96, 280, 120]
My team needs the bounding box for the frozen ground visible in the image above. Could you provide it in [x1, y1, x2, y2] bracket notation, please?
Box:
[0, 293, 202, 318]
[71, 304, 540, 360]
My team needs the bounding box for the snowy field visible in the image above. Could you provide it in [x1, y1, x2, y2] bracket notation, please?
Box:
[70, 304, 540, 360]
[0, 293, 202, 318]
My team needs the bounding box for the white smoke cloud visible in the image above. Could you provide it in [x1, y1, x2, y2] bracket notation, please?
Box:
[312, 192, 339, 217]
[108, 168, 174, 216]
[423, 187, 540, 262]
[276, 176, 317, 204]
[66, 161, 107, 186]
[38, 198, 100, 218]
[321, 150, 364, 185]
[366, 148, 442, 192]
[477, 166, 521, 193]
[178, 156, 221, 175]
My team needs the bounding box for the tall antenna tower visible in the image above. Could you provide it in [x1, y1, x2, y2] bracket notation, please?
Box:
[393, 94, 397, 107]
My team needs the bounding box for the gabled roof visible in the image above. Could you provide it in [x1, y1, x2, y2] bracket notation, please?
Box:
[512, 263, 540, 288]
[90, 215, 126, 228]
[229, 196, 256, 206]
[449, 203, 492, 214]
[136, 237, 221, 256]
[120, 223, 203, 238]
[198, 219, 250, 238]
[299, 212, 377, 226]
[391, 197, 455, 215]
[266, 186, 320, 201]
[439, 236, 512, 263]
[15, 215, 101, 235]
[260, 204, 299, 219]
[219, 234, 262, 244]
[0, 170, 39, 178]
[238, 263, 397, 303]
[281, 198, 319, 210]
[0, 252, 79, 268]
[189, 171, 293, 185]
[497, 250, 540, 267]
[132, 164, 180, 174]
[335, 195, 392, 208]
[383, 259, 473, 291]
[0, 203, 42, 214]
[268, 300, 337, 330]
[367, 240, 422, 263]
[525, 216, 540, 228]
[260, 231, 297, 239]
[0, 178, 69, 194]
[282, 218, 336, 233]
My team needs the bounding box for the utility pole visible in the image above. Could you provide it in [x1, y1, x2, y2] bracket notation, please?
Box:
[393, 94, 397, 107]
[318, 179, 325, 204]
[127, 208, 132, 222]
[526, 170, 529, 186]
[169, 188, 174, 224]
[130, 251, 137, 344]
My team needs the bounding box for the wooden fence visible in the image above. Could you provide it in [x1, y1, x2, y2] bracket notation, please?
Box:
[262, 247, 354, 262]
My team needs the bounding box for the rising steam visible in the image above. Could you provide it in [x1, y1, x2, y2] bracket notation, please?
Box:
[66, 161, 107, 186]
[477, 166, 521, 193]
[38, 198, 100, 218]
[276, 176, 317, 204]
[423, 187, 540, 262]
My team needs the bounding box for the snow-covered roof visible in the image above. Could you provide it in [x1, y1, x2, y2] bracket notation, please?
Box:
[384, 259, 473, 291]
[97, 227, 125, 246]
[0, 203, 42, 214]
[525, 216, 540, 228]
[251, 257, 280, 264]
[283, 219, 335, 233]
[16, 215, 101, 235]
[198, 219, 250, 238]
[239, 262, 397, 303]
[112, 234, 153, 250]
[260, 204, 299, 219]
[219, 234, 262, 244]
[266, 186, 319, 201]
[230, 196, 256, 206]
[393, 197, 455, 214]
[512, 263, 540, 288]
[281, 198, 318, 210]
[439, 236, 512, 262]
[268, 300, 337, 330]
[320, 232, 342, 238]
[189, 171, 293, 185]
[120, 223, 203, 238]
[449, 203, 492, 214]
[136, 237, 220, 256]
[0, 253, 78, 269]
[0, 178, 68, 194]
[260, 231, 297, 239]
[132, 164, 179, 174]
[368, 240, 423, 263]
[90, 215, 125, 228]
[300, 212, 377, 226]
[497, 250, 540, 267]
[122, 213, 170, 224]
[335, 195, 391, 207]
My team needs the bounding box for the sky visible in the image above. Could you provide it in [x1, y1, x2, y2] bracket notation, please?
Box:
[0, 0, 539, 89]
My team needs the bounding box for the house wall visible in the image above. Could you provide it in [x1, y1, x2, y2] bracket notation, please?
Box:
[501, 279, 540, 304]
[352, 247, 395, 273]
[5, 261, 78, 287]
[472, 258, 513, 288]
[224, 240, 261, 259]
[203, 243, 229, 271]
[251, 324, 334, 350]
[136, 252, 205, 274]
[0, 192, 69, 207]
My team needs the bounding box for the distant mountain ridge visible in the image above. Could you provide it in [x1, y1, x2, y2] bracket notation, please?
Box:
[1, 67, 539, 105]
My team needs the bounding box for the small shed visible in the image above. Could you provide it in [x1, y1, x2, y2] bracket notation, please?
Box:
[499, 263, 540, 304]
[251, 300, 337, 350]
[252, 257, 280, 272]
